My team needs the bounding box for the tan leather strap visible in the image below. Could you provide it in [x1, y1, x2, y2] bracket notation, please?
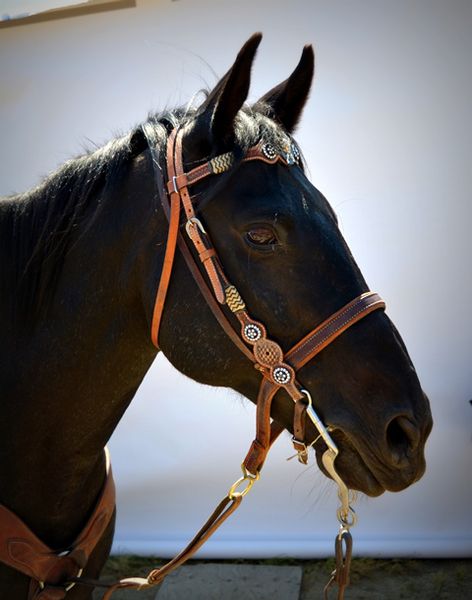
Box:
[172, 129, 229, 304]
[149, 130, 255, 362]
[292, 399, 309, 464]
[150, 130, 181, 347]
[0, 450, 115, 598]
[286, 292, 385, 370]
[98, 495, 242, 600]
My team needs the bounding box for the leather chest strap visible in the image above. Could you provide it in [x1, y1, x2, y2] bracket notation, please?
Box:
[0, 450, 115, 598]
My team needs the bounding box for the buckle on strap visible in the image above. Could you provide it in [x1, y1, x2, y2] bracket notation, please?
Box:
[185, 217, 207, 238]
[38, 567, 84, 594]
[287, 438, 309, 464]
[167, 174, 189, 195]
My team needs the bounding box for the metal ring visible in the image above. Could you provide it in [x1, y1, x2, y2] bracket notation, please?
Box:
[337, 506, 357, 529]
[228, 465, 259, 499]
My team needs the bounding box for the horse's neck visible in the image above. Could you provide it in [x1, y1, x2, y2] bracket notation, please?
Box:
[0, 152, 161, 548]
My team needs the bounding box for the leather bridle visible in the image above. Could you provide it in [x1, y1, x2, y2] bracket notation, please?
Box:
[134, 126, 385, 598]
[151, 126, 385, 481]
[0, 125, 386, 600]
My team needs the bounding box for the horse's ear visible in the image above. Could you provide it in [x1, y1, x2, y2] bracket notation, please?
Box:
[256, 45, 314, 133]
[197, 33, 262, 143]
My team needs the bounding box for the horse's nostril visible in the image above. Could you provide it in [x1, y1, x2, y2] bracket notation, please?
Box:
[386, 416, 420, 466]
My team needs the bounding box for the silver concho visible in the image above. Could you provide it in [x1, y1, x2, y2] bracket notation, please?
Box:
[243, 323, 262, 343]
[273, 366, 292, 385]
[261, 143, 277, 160]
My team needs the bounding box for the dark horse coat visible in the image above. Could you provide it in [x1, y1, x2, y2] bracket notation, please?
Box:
[0, 34, 432, 599]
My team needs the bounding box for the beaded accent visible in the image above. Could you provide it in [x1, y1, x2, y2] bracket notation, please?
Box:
[284, 143, 300, 165]
[225, 285, 246, 313]
[210, 152, 234, 175]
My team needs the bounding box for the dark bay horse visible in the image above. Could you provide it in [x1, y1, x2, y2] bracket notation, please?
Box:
[0, 34, 432, 599]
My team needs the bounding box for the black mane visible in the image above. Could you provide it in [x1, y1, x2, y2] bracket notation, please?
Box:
[0, 103, 291, 322]
[1, 129, 139, 320]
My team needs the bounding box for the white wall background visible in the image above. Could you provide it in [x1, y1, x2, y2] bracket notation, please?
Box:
[1, 0, 471, 558]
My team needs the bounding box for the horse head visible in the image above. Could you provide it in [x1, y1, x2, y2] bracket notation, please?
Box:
[155, 33, 432, 497]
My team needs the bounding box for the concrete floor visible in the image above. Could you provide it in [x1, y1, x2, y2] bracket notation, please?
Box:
[92, 564, 301, 599]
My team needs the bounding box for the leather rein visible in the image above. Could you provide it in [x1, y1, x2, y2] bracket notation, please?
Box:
[0, 126, 386, 600]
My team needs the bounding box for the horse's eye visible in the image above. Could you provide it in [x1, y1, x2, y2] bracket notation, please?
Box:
[246, 227, 277, 246]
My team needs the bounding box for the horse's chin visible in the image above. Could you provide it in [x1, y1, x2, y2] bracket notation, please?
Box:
[310, 416, 429, 497]
[314, 448, 386, 497]
[314, 439, 427, 497]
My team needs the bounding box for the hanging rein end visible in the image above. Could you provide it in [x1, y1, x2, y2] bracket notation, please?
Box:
[99, 577, 150, 600]
[323, 527, 353, 600]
